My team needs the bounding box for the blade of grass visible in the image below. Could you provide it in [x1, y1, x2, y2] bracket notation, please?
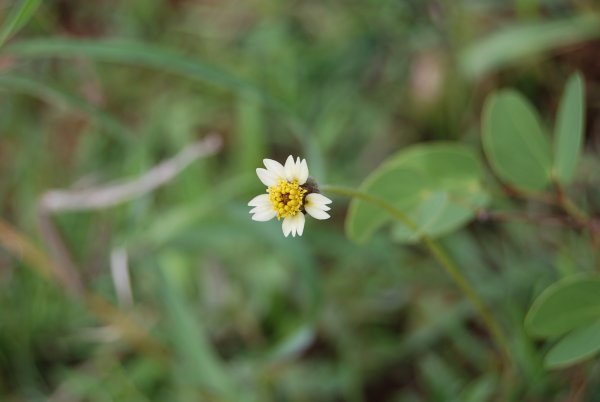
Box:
[0, 0, 42, 48]
[3, 38, 271, 103]
[0, 73, 130, 142]
[3, 38, 310, 142]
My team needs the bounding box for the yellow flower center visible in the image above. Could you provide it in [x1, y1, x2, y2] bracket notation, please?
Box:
[267, 179, 307, 219]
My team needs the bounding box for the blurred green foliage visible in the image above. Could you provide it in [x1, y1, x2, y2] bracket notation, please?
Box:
[1, 0, 600, 401]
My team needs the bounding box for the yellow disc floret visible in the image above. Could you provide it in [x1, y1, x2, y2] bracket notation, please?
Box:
[267, 179, 307, 219]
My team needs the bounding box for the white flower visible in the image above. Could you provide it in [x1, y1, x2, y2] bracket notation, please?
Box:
[248, 155, 332, 237]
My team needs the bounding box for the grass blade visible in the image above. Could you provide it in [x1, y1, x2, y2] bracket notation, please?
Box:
[4, 38, 270, 102]
[0, 0, 42, 48]
[0, 73, 130, 142]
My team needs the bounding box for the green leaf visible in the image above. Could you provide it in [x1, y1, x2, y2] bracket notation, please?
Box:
[388, 143, 487, 243]
[0, 0, 42, 49]
[4, 38, 267, 101]
[345, 166, 425, 243]
[346, 143, 487, 244]
[460, 15, 600, 79]
[545, 319, 600, 369]
[385, 143, 483, 183]
[525, 275, 600, 338]
[554, 73, 585, 185]
[391, 190, 488, 244]
[482, 90, 552, 191]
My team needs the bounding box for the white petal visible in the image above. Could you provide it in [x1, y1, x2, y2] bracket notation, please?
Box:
[252, 209, 277, 221]
[248, 194, 270, 207]
[263, 159, 286, 180]
[249, 204, 272, 214]
[305, 204, 330, 220]
[282, 213, 305, 237]
[306, 193, 332, 206]
[284, 155, 300, 182]
[256, 168, 278, 187]
[282, 216, 293, 237]
[320, 204, 331, 211]
[284, 155, 295, 169]
[298, 159, 309, 185]
[295, 213, 305, 236]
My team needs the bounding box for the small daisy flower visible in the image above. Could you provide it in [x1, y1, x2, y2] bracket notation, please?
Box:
[248, 155, 332, 237]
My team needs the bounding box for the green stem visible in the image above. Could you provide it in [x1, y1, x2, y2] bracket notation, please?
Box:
[322, 184, 511, 365]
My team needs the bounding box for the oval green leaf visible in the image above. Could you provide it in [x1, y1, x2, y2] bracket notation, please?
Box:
[460, 15, 600, 79]
[345, 166, 425, 243]
[525, 275, 600, 338]
[554, 73, 585, 185]
[346, 143, 487, 244]
[391, 190, 489, 243]
[482, 90, 552, 191]
[545, 319, 600, 369]
[385, 143, 484, 186]
[388, 143, 488, 243]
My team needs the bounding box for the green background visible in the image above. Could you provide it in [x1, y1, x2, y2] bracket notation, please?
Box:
[1, 0, 600, 401]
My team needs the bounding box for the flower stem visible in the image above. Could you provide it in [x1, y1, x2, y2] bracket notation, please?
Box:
[322, 184, 511, 366]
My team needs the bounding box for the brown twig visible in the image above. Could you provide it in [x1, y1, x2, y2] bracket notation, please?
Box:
[500, 183, 559, 206]
[554, 180, 589, 228]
